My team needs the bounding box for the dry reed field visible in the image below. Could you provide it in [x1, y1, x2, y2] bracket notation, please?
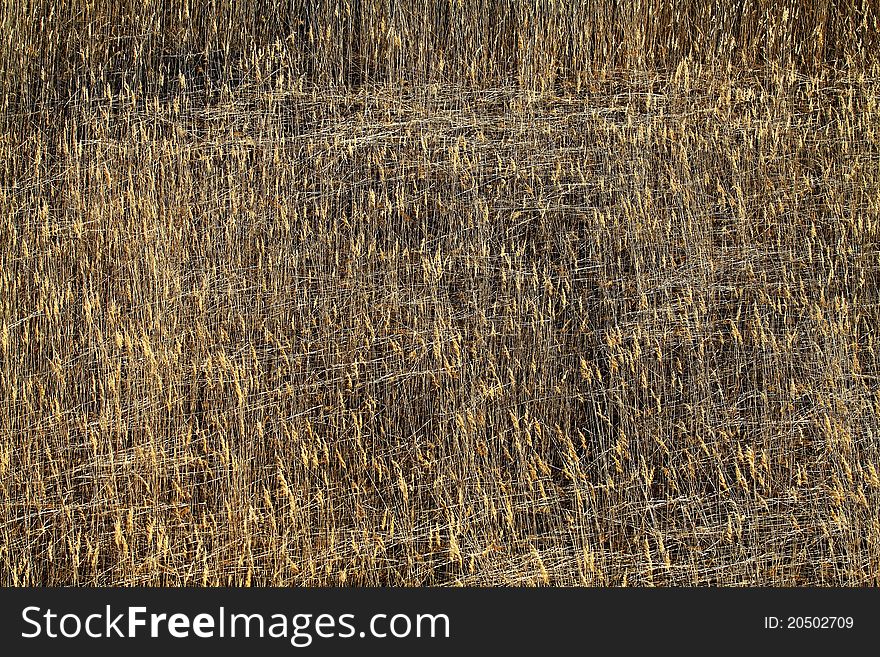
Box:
[2, 1, 880, 586]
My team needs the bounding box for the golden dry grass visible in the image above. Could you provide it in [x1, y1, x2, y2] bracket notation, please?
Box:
[1, 1, 880, 585]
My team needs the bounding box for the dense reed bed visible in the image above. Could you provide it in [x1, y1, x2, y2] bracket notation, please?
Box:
[2, 1, 879, 585]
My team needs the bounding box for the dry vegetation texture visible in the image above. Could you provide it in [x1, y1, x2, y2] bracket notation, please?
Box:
[2, 1, 880, 586]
